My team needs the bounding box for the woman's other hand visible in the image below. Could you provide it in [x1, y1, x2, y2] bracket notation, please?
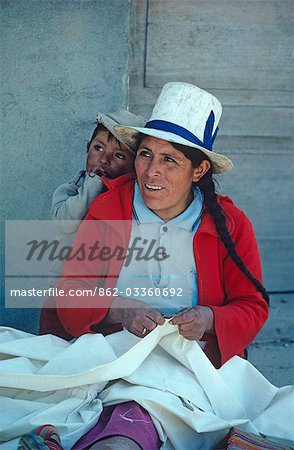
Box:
[108, 296, 165, 337]
[170, 306, 215, 340]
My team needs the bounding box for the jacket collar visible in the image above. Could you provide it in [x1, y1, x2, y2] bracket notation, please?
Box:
[101, 172, 135, 190]
[90, 175, 236, 236]
[89, 173, 134, 221]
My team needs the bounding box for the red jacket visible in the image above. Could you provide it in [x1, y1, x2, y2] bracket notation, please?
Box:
[54, 174, 268, 368]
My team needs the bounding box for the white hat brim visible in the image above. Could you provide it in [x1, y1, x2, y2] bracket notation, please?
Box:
[115, 125, 233, 174]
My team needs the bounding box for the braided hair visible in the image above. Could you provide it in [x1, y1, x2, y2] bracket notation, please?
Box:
[172, 142, 269, 304]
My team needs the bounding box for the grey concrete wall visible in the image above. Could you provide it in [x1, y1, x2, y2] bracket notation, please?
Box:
[1, 0, 130, 333]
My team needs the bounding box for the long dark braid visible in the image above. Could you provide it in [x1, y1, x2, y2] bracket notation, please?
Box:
[172, 143, 270, 304]
[198, 172, 269, 303]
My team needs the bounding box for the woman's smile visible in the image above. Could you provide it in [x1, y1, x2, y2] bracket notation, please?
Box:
[144, 182, 164, 191]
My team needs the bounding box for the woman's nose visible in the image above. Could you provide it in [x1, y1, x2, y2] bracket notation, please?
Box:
[145, 158, 161, 177]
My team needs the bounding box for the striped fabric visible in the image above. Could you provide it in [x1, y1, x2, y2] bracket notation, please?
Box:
[227, 428, 292, 450]
[18, 425, 63, 450]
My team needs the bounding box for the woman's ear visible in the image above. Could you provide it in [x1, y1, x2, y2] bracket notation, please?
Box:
[192, 160, 211, 182]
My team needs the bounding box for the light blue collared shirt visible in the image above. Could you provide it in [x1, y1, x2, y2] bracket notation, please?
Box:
[115, 182, 203, 315]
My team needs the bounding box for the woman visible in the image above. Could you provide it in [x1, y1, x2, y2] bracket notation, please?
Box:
[54, 83, 269, 450]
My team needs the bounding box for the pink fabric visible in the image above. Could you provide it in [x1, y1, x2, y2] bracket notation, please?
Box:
[72, 401, 161, 450]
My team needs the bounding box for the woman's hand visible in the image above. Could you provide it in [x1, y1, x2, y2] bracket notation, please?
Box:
[170, 306, 215, 340]
[107, 296, 165, 337]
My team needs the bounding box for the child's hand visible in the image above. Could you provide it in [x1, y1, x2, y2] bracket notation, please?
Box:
[88, 170, 103, 178]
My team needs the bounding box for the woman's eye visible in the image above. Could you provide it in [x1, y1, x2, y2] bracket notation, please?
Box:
[94, 145, 103, 152]
[164, 156, 176, 163]
[137, 149, 151, 158]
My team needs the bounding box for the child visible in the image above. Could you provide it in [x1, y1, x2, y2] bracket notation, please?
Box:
[51, 110, 145, 224]
[39, 110, 146, 338]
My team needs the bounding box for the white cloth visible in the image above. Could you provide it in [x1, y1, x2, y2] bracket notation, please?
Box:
[0, 323, 293, 450]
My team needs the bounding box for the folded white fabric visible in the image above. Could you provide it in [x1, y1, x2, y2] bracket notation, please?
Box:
[0, 323, 293, 450]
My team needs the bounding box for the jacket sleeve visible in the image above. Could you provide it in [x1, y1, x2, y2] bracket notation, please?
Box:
[51, 172, 104, 226]
[209, 211, 269, 366]
[55, 214, 125, 337]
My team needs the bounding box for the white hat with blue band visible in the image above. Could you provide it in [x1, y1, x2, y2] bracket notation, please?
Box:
[115, 82, 233, 173]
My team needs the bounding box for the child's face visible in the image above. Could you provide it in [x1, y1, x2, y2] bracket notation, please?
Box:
[86, 130, 135, 179]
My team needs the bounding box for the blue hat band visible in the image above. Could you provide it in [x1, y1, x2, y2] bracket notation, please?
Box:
[145, 111, 219, 151]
